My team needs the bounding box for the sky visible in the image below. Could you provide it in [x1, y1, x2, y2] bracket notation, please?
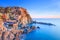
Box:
[0, 0, 60, 18]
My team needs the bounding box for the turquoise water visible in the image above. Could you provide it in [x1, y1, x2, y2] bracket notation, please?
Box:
[24, 18, 60, 40]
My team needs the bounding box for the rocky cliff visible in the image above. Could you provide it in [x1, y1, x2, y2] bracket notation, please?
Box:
[0, 7, 32, 40]
[0, 7, 32, 27]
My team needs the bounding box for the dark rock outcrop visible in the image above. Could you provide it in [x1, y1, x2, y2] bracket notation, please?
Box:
[33, 21, 56, 26]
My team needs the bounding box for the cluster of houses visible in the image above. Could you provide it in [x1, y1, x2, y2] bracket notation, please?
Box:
[0, 7, 35, 40]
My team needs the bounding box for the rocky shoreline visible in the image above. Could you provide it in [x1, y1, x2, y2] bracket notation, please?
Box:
[0, 7, 35, 40]
[0, 7, 54, 40]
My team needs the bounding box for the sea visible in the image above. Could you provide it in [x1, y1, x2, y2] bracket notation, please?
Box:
[21, 18, 60, 40]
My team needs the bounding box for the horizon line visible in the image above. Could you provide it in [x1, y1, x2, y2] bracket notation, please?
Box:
[30, 15, 60, 18]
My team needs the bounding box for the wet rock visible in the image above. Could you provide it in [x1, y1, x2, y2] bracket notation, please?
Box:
[31, 26, 36, 30]
[37, 26, 40, 29]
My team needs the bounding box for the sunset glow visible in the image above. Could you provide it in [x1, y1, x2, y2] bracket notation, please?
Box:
[0, 0, 60, 18]
[31, 15, 60, 18]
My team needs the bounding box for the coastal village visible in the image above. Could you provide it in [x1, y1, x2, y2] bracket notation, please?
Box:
[0, 7, 36, 40]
